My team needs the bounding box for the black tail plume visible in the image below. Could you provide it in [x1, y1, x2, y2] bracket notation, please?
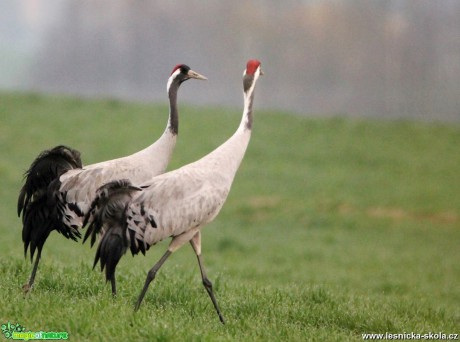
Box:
[83, 179, 141, 282]
[18, 145, 82, 261]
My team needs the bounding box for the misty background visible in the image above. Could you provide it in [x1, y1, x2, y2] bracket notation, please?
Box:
[1, 0, 459, 121]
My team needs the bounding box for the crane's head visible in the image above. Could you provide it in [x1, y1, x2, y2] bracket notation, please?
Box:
[243, 59, 263, 93]
[167, 64, 207, 92]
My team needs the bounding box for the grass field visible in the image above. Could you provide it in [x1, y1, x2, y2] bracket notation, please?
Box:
[0, 92, 459, 341]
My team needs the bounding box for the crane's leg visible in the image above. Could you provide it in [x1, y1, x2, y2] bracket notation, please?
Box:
[134, 229, 201, 312]
[190, 231, 225, 324]
[23, 249, 42, 294]
[134, 250, 172, 311]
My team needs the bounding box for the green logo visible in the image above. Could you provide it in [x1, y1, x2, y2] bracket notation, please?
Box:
[1, 322, 68, 340]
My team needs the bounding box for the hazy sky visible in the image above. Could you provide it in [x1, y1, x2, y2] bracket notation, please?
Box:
[1, 0, 459, 121]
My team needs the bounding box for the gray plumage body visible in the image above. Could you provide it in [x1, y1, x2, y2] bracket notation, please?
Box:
[127, 126, 250, 252]
[58, 130, 176, 230]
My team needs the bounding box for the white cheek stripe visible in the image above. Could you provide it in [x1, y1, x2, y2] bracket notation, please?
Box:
[167, 68, 182, 92]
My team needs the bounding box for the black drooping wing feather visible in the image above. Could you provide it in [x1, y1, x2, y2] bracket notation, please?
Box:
[18, 145, 81, 216]
[18, 145, 82, 261]
[83, 179, 141, 282]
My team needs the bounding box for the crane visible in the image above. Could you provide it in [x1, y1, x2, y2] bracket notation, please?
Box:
[17, 64, 207, 294]
[84, 59, 263, 324]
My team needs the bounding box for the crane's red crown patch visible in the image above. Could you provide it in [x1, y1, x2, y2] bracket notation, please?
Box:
[246, 59, 261, 75]
[171, 64, 184, 75]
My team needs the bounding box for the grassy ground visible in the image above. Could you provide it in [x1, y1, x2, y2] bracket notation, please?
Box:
[0, 92, 459, 341]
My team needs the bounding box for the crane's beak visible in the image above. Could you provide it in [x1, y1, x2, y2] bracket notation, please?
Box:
[187, 70, 207, 80]
[259, 68, 264, 76]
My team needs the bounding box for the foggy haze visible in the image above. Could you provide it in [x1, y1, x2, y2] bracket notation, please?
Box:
[1, 0, 459, 121]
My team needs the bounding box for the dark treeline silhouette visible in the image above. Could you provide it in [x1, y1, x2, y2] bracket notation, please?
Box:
[25, 1, 460, 121]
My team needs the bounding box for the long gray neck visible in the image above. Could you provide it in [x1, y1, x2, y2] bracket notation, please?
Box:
[238, 75, 256, 132]
[167, 80, 180, 135]
[193, 72, 258, 180]
[243, 91, 254, 131]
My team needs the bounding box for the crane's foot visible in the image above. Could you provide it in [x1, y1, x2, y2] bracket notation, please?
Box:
[23, 250, 41, 295]
[202, 277, 225, 324]
[22, 283, 32, 294]
[110, 277, 117, 297]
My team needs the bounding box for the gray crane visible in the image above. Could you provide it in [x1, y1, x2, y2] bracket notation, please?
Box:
[17, 65, 206, 293]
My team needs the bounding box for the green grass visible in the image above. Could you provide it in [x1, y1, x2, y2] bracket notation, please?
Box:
[0, 92, 459, 341]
